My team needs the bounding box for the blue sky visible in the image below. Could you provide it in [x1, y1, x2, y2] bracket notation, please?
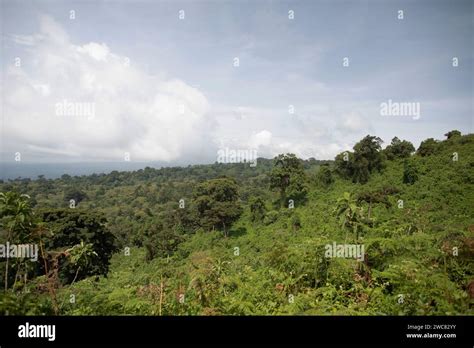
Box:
[1, 0, 472, 164]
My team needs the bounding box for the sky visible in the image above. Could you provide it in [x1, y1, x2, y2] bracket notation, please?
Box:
[1, 0, 473, 166]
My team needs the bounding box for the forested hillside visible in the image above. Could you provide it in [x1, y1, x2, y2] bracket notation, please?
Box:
[0, 131, 473, 315]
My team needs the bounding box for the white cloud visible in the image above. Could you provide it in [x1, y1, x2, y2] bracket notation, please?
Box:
[3, 15, 215, 162]
[261, 140, 350, 160]
[240, 127, 350, 160]
[248, 130, 272, 148]
[209, 103, 360, 160]
[77, 42, 110, 62]
[339, 111, 366, 132]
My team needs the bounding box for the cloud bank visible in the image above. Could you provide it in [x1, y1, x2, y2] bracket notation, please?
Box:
[3, 15, 216, 162]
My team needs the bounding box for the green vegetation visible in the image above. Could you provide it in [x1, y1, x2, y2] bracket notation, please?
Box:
[0, 131, 473, 315]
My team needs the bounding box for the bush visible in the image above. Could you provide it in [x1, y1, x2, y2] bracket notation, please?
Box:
[41, 209, 117, 283]
[403, 161, 419, 185]
[264, 210, 279, 225]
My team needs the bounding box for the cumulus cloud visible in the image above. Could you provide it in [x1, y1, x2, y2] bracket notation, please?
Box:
[263, 139, 350, 160]
[248, 130, 272, 148]
[3, 15, 216, 162]
[240, 128, 350, 160]
[340, 112, 365, 132]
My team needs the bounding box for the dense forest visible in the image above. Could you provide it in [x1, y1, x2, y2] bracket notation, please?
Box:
[0, 131, 473, 315]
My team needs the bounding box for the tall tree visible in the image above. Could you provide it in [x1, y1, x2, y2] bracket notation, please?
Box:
[335, 135, 385, 184]
[66, 241, 98, 284]
[269, 154, 308, 208]
[403, 160, 419, 185]
[384, 137, 415, 160]
[444, 130, 461, 140]
[249, 197, 266, 223]
[316, 164, 334, 187]
[417, 138, 439, 157]
[40, 210, 117, 283]
[356, 186, 399, 218]
[142, 216, 184, 262]
[0, 192, 34, 291]
[333, 192, 365, 241]
[353, 135, 385, 180]
[192, 178, 242, 237]
[334, 151, 354, 179]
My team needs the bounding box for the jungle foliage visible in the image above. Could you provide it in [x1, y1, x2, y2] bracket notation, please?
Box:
[0, 131, 473, 315]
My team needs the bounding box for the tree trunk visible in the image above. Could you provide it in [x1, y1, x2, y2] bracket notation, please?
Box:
[159, 276, 163, 316]
[280, 188, 286, 208]
[39, 241, 59, 315]
[4, 257, 9, 292]
[13, 260, 22, 290]
[4, 230, 11, 292]
[24, 272, 28, 293]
